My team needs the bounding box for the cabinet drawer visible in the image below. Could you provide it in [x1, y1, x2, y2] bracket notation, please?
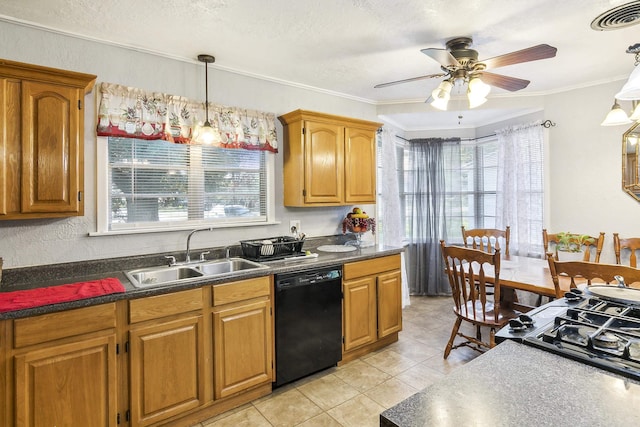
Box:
[129, 288, 203, 324]
[343, 254, 401, 280]
[13, 303, 117, 348]
[213, 277, 271, 306]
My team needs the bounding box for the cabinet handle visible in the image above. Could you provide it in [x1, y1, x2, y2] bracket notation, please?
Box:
[78, 100, 82, 110]
[78, 191, 82, 201]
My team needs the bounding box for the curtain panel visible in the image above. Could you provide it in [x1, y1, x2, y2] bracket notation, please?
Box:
[406, 137, 459, 296]
[379, 128, 411, 307]
[96, 82, 278, 152]
[495, 121, 544, 257]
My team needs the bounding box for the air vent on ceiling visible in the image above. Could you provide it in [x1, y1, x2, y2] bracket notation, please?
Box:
[591, 0, 640, 30]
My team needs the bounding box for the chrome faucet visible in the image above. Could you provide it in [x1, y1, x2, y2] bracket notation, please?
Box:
[185, 227, 213, 264]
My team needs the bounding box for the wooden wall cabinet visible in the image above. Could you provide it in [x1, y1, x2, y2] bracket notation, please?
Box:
[278, 110, 381, 207]
[211, 277, 273, 399]
[342, 254, 402, 361]
[0, 58, 96, 220]
[7, 303, 119, 427]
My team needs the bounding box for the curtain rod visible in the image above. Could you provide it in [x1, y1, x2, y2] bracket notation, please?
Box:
[394, 119, 556, 143]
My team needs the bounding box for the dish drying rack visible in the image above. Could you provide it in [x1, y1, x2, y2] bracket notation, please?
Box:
[240, 236, 305, 261]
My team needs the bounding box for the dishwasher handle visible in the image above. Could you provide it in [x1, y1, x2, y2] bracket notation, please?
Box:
[275, 266, 341, 290]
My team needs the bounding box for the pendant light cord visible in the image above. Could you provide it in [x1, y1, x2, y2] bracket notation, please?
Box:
[197, 54, 216, 127]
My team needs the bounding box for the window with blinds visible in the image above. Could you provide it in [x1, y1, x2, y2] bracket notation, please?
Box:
[445, 139, 499, 235]
[105, 137, 268, 231]
[398, 137, 500, 242]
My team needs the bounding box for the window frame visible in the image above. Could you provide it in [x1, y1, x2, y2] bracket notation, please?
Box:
[93, 136, 277, 235]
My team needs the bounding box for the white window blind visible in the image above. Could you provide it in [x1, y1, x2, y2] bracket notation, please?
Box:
[106, 136, 268, 231]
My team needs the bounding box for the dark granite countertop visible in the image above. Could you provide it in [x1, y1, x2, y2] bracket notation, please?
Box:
[0, 236, 403, 320]
[380, 340, 640, 427]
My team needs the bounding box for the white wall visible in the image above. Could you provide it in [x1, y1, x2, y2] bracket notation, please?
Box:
[544, 81, 640, 263]
[1, 20, 637, 268]
[0, 21, 377, 268]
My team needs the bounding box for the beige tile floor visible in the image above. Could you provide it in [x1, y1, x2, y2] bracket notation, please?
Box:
[193, 296, 482, 427]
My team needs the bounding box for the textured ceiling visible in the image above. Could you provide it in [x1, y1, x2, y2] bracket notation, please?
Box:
[1, 0, 638, 130]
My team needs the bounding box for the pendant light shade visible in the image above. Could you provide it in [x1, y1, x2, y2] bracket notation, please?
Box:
[616, 64, 640, 101]
[601, 99, 633, 126]
[197, 54, 216, 144]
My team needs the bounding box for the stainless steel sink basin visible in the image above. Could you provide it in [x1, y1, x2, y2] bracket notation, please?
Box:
[125, 258, 268, 288]
[195, 258, 269, 275]
[126, 265, 203, 287]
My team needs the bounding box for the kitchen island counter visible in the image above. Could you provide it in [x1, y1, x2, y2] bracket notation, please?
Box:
[380, 340, 640, 427]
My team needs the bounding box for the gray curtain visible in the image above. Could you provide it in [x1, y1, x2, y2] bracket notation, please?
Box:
[406, 137, 460, 295]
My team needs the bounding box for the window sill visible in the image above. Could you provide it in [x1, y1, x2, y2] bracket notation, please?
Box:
[89, 220, 282, 237]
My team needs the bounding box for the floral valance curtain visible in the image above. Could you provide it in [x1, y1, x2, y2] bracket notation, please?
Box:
[96, 82, 278, 152]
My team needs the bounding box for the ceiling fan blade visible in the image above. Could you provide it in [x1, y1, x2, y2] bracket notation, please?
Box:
[481, 44, 557, 69]
[420, 48, 461, 68]
[374, 73, 447, 88]
[480, 71, 530, 91]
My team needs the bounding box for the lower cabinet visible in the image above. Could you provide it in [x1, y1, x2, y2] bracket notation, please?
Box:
[342, 254, 402, 359]
[8, 303, 119, 427]
[128, 288, 205, 427]
[14, 335, 118, 427]
[212, 277, 273, 399]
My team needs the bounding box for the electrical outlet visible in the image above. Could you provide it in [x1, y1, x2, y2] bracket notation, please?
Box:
[289, 219, 301, 235]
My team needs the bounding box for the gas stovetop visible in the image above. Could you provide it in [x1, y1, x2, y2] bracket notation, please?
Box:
[497, 289, 640, 381]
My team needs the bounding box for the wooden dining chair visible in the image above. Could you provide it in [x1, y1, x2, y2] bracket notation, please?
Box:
[542, 229, 605, 263]
[613, 233, 640, 268]
[547, 254, 640, 294]
[461, 226, 510, 257]
[440, 240, 519, 359]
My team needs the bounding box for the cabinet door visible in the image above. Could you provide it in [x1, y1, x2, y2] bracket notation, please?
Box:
[345, 127, 376, 203]
[14, 335, 117, 427]
[21, 81, 83, 215]
[343, 276, 377, 352]
[213, 299, 272, 399]
[377, 270, 403, 338]
[304, 121, 344, 204]
[129, 315, 205, 427]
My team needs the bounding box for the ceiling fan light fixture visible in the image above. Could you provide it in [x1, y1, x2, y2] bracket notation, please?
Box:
[430, 80, 453, 110]
[601, 99, 633, 126]
[468, 76, 491, 99]
[430, 97, 449, 110]
[432, 80, 453, 100]
[468, 96, 488, 109]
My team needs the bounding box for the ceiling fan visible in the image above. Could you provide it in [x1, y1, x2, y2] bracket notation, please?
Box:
[374, 37, 557, 109]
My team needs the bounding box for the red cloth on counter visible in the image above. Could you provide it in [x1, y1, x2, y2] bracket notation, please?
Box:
[0, 277, 125, 312]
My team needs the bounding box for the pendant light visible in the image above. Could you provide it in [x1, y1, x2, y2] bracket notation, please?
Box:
[601, 99, 633, 126]
[197, 54, 216, 144]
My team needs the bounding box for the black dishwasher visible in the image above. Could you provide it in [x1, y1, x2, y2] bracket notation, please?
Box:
[274, 265, 343, 387]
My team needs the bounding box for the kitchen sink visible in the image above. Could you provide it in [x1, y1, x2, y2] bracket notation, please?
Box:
[195, 258, 268, 275]
[126, 265, 203, 287]
[125, 258, 268, 288]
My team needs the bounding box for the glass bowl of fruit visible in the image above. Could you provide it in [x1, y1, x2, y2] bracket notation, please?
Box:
[342, 207, 375, 247]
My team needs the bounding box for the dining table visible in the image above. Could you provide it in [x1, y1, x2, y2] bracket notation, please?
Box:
[484, 255, 585, 311]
